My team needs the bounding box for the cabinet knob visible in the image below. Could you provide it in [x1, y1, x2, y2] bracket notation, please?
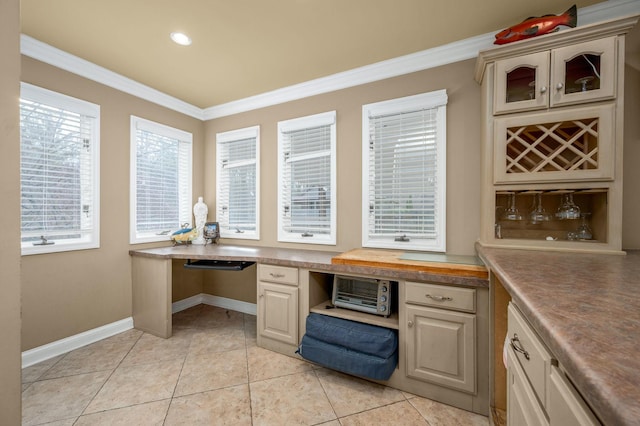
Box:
[556, 82, 564, 91]
[540, 86, 547, 94]
[408, 320, 414, 328]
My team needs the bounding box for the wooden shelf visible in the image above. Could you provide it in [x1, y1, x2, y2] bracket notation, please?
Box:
[310, 300, 399, 330]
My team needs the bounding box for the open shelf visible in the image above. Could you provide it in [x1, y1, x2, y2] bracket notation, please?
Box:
[310, 300, 399, 330]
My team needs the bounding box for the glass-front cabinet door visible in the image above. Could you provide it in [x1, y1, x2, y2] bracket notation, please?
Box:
[494, 52, 549, 114]
[550, 37, 616, 107]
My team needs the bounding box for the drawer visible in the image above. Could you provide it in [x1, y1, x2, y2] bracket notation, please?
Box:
[258, 264, 298, 286]
[508, 303, 553, 410]
[405, 281, 476, 313]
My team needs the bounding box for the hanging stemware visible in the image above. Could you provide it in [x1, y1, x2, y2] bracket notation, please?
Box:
[529, 193, 551, 224]
[502, 192, 523, 221]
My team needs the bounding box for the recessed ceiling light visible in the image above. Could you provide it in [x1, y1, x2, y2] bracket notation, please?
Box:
[170, 32, 192, 46]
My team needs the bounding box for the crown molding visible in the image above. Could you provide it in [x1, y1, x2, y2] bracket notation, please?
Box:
[20, 34, 205, 120]
[21, 0, 638, 121]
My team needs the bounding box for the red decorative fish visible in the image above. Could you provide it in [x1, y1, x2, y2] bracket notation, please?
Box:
[494, 5, 577, 45]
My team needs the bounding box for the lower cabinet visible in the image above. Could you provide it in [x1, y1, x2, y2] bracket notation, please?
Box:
[257, 264, 299, 350]
[258, 281, 298, 345]
[405, 304, 476, 393]
[507, 347, 548, 426]
[506, 303, 600, 425]
[404, 281, 477, 394]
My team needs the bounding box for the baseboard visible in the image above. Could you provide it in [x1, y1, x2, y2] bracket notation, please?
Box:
[22, 317, 133, 368]
[200, 294, 257, 316]
[22, 294, 256, 369]
[172, 293, 256, 316]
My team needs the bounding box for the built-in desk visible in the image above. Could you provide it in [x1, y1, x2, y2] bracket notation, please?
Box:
[129, 244, 488, 338]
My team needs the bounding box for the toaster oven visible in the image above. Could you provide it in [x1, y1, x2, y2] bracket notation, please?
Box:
[331, 275, 394, 317]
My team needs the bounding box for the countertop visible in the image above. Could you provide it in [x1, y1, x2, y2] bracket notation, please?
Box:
[477, 244, 640, 426]
[130, 244, 489, 287]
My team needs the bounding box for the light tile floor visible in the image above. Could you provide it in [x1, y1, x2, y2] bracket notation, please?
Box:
[22, 304, 489, 425]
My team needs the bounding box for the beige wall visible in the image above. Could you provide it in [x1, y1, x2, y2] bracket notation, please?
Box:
[20, 57, 205, 350]
[205, 59, 483, 257]
[623, 24, 640, 250]
[1, 0, 22, 422]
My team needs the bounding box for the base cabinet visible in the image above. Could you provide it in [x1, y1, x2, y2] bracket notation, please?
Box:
[257, 264, 299, 350]
[258, 282, 298, 345]
[405, 304, 476, 393]
[507, 347, 548, 426]
[506, 303, 600, 425]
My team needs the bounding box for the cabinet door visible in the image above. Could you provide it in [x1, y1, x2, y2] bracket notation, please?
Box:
[494, 51, 549, 115]
[548, 365, 600, 426]
[258, 282, 299, 345]
[494, 104, 615, 184]
[550, 37, 616, 108]
[507, 348, 549, 426]
[405, 305, 475, 393]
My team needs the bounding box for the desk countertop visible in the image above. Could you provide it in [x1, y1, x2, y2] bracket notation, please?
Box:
[477, 244, 640, 426]
[130, 244, 489, 288]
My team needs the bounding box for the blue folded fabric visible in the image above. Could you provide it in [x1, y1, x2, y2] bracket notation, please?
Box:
[297, 334, 397, 380]
[303, 313, 398, 358]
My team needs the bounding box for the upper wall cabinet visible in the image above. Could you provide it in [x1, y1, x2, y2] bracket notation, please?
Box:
[475, 14, 639, 253]
[494, 37, 616, 115]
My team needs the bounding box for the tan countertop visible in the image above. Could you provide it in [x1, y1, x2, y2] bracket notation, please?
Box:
[477, 244, 640, 426]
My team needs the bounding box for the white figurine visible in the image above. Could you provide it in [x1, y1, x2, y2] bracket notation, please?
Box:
[192, 196, 208, 245]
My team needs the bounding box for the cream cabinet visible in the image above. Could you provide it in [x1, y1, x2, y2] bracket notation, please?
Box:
[475, 16, 638, 253]
[257, 264, 299, 349]
[494, 37, 616, 115]
[404, 281, 476, 393]
[493, 104, 615, 184]
[506, 303, 600, 426]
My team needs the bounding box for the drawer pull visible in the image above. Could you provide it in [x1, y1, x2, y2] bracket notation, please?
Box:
[269, 272, 285, 278]
[425, 294, 453, 302]
[510, 333, 530, 360]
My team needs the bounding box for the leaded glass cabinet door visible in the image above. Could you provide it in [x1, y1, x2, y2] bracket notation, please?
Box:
[550, 37, 616, 107]
[494, 51, 549, 115]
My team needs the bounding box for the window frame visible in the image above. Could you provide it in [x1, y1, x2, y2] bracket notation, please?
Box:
[216, 125, 261, 240]
[19, 83, 101, 256]
[362, 90, 447, 252]
[129, 115, 193, 244]
[277, 111, 337, 245]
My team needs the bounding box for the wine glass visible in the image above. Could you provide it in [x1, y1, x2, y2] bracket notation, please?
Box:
[502, 192, 523, 221]
[575, 76, 594, 92]
[529, 193, 551, 224]
[556, 192, 581, 220]
[576, 213, 593, 240]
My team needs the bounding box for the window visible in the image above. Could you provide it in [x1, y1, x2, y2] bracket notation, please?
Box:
[130, 116, 192, 244]
[277, 111, 336, 245]
[216, 126, 260, 239]
[362, 90, 447, 251]
[20, 83, 100, 255]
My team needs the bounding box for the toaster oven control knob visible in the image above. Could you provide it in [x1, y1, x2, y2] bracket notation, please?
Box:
[382, 286, 388, 292]
[380, 295, 387, 302]
[380, 306, 387, 312]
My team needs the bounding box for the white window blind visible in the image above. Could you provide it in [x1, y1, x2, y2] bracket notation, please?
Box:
[362, 90, 447, 251]
[130, 116, 192, 244]
[278, 111, 336, 245]
[20, 83, 100, 255]
[216, 126, 260, 239]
